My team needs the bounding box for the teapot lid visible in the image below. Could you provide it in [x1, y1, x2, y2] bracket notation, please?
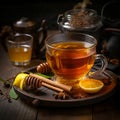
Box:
[13, 17, 36, 29]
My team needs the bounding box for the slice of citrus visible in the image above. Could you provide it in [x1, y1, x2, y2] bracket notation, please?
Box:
[79, 78, 104, 93]
[19, 77, 26, 90]
[13, 73, 28, 89]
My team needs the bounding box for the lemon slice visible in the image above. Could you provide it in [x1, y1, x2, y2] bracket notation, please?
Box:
[13, 73, 28, 89]
[19, 77, 26, 90]
[79, 78, 104, 93]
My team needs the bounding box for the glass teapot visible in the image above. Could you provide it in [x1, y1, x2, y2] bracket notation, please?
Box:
[13, 17, 47, 59]
[57, 9, 102, 52]
[57, 9, 102, 35]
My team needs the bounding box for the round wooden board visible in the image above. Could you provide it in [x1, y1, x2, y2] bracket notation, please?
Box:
[13, 66, 118, 107]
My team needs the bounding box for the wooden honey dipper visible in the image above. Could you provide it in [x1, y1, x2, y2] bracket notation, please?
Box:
[36, 62, 52, 74]
[13, 72, 73, 93]
[26, 73, 72, 93]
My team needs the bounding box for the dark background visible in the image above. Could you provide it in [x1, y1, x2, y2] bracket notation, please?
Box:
[0, 0, 114, 30]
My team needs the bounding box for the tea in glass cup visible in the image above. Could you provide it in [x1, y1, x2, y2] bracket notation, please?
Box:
[46, 33, 108, 88]
[7, 33, 33, 66]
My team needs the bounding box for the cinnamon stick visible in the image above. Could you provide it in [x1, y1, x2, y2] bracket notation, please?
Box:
[41, 82, 64, 92]
[29, 73, 73, 92]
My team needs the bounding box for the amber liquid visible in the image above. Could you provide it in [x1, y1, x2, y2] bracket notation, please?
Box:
[46, 41, 96, 87]
[8, 45, 32, 66]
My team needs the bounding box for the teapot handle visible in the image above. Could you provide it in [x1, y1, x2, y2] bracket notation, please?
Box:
[37, 19, 47, 56]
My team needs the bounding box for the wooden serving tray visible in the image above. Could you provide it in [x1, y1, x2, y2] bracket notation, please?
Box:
[13, 66, 118, 107]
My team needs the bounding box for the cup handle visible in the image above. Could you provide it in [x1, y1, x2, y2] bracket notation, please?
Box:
[89, 54, 108, 77]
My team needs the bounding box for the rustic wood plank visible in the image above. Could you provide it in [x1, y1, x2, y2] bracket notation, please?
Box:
[0, 99, 37, 120]
[37, 106, 92, 120]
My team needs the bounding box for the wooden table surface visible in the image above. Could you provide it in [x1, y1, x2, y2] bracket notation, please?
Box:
[0, 30, 120, 120]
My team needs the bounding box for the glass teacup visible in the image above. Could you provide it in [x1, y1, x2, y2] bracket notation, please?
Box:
[46, 33, 108, 88]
